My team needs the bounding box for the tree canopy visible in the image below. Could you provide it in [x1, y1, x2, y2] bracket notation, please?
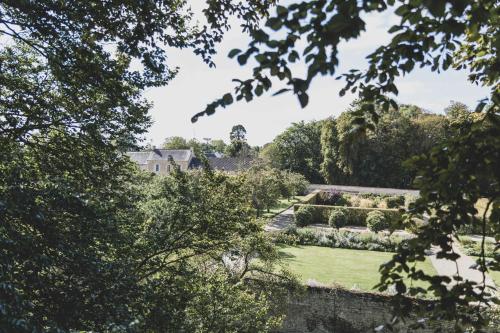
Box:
[192, 0, 499, 330]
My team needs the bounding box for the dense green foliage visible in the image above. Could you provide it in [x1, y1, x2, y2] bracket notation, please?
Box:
[259, 121, 324, 182]
[294, 204, 401, 227]
[271, 228, 411, 253]
[328, 208, 347, 229]
[241, 165, 308, 217]
[366, 210, 389, 233]
[193, 0, 499, 325]
[294, 206, 315, 227]
[263, 103, 454, 188]
[0, 1, 299, 332]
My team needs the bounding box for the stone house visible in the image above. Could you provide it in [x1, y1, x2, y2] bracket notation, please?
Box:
[126, 149, 194, 175]
[126, 148, 255, 175]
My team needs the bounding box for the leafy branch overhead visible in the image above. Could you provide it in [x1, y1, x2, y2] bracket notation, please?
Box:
[193, 0, 498, 124]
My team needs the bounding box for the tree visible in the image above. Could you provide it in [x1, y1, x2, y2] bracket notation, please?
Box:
[226, 124, 251, 157]
[230, 124, 247, 142]
[1, 1, 289, 331]
[267, 121, 323, 183]
[192, 0, 499, 330]
[320, 117, 341, 184]
[211, 139, 227, 154]
[333, 102, 450, 188]
[163, 136, 190, 149]
[242, 166, 282, 217]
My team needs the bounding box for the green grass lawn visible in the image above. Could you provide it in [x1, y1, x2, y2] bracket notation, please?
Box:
[262, 196, 306, 218]
[278, 245, 436, 291]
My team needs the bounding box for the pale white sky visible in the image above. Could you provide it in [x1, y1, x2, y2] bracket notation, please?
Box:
[143, 2, 489, 146]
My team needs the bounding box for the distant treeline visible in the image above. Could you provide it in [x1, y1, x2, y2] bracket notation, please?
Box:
[260, 101, 474, 188]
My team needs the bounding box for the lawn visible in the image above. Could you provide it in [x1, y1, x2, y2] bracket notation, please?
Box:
[278, 245, 436, 291]
[262, 196, 306, 218]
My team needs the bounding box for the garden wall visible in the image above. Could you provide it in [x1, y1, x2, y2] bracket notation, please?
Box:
[293, 203, 402, 227]
[277, 286, 446, 333]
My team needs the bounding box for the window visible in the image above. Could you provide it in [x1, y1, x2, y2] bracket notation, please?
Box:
[155, 164, 160, 172]
[167, 165, 171, 172]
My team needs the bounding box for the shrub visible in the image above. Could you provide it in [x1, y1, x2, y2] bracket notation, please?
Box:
[366, 211, 389, 233]
[318, 190, 348, 206]
[293, 204, 402, 227]
[328, 208, 348, 229]
[385, 195, 405, 208]
[294, 206, 315, 227]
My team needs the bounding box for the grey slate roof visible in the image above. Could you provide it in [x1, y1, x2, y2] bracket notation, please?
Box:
[206, 157, 254, 171]
[126, 149, 193, 165]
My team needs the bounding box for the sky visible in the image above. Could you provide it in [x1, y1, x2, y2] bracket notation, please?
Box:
[143, 3, 489, 147]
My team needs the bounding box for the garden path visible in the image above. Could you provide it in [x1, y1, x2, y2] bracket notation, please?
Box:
[308, 184, 419, 196]
[265, 207, 294, 231]
[428, 241, 496, 290]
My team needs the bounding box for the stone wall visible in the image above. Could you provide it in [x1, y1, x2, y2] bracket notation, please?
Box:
[277, 286, 440, 333]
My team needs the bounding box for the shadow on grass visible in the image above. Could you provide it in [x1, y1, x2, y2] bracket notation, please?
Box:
[276, 244, 305, 259]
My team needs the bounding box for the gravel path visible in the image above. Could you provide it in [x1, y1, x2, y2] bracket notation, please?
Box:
[265, 207, 294, 231]
[307, 184, 419, 196]
[428, 241, 496, 290]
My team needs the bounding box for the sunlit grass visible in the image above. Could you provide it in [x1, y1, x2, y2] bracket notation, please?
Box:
[277, 245, 436, 292]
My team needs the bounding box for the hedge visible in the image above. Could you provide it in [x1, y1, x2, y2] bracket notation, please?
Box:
[301, 190, 320, 204]
[293, 203, 402, 228]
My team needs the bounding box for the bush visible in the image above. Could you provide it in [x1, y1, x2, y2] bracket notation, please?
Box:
[385, 195, 405, 208]
[328, 208, 347, 229]
[271, 228, 411, 252]
[293, 204, 402, 227]
[366, 211, 389, 233]
[294, 206, 315, 227]
[318, 190, 348, 206]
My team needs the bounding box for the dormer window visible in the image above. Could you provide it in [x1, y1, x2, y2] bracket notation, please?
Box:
[155, 164, 160, 172]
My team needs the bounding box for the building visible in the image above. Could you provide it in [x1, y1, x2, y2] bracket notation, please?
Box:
[126, 149, 255, 175]
[126, 149, 194, 175]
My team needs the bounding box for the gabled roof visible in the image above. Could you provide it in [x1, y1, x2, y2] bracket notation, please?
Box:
[206, 157, 254, 171]
[126, 149, 193, 165]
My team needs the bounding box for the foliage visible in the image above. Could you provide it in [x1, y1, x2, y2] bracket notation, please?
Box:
[332, 104, 450, 188]
[385, 195, 405, 209]
[271, 228, 410, 253]
[191, 0, 499, 329]
[320, 118, 341, 184]
[0, 1, 293, 331]
[328, 208, 347, 229]
[459, 237, 497, 258]
[262, 121, 323, 183]
[378, 113, 500, 330]
[282, 171, 309, 198]
[317, 189, 348, 206]
[294, 204, 402, 227]
[294, 206, 316, 227]
[366, 210, 389, 233]
[263, 102, 452, 188]
[162, 136, 190, 149]
[229, 124, 247, 142]
[1, 147, 296, 331]
[241, 165, 282, 217]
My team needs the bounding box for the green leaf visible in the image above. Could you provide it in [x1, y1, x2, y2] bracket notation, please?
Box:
[276, 5, 288, 17]
[298, 92, 309, 108]
[272, 88, 290, 96]
[222, 93, 233, 105]
[228, 49, 242, 58]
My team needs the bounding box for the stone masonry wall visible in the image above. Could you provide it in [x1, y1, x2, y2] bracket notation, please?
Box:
[277, 286, 442, 333]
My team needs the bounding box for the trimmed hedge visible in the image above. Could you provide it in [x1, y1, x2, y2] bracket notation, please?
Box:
[295, 205, 315, 227]
[366, 210, 389, 233]
[293, 203, 402, 227]
[301, 190, 319, 204]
